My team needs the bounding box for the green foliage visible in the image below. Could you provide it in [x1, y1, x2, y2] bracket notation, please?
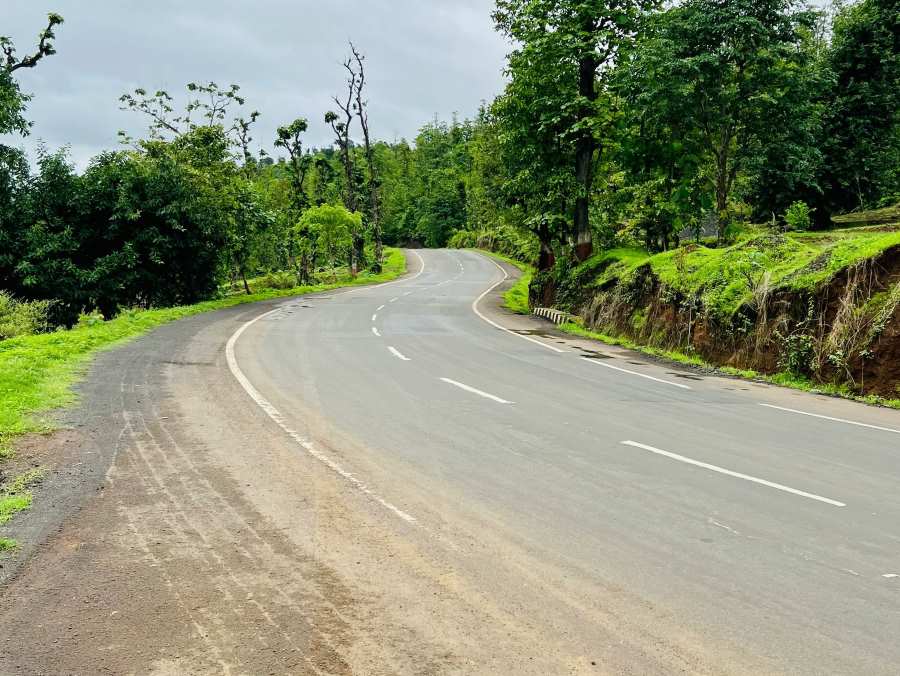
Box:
[784, 201, 813, 231]
[820, 0, 900, 213]
[299, 204, 359, 274]
[0, 292, 51, 340]
[0, 13, 64, 137]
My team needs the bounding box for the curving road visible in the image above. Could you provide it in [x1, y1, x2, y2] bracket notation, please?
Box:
[2, 248, 900, 674]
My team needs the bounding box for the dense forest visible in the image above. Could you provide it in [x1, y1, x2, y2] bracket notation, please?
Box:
[1, 0, 898, 358]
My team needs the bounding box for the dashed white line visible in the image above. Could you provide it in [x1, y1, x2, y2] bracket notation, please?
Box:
[582, 357, 692, 390]
[390, 297, 399, 303]
[372, 313, 378, 322]
[440, 378, 514, 404]
[377, 304, 385, 311]
[225, 309, 417, 525]
[622, 440, 846, 507]
[760, 404, 900, 435]
[388, 346, 411, 361]
[372, 327, 381, 337]
[472, 254, 567, 354]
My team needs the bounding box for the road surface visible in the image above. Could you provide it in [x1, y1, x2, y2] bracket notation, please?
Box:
[1, 249, 899, 674]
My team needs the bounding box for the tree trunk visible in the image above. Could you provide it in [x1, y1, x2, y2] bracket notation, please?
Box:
[573, 19, 598, 262]
[537, 221, 555, 272]
[716, 156, 728, 244]
[241, 267, 251, 296]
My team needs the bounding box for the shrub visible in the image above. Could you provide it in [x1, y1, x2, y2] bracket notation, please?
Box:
[0, 292, 52, 341]
[784, 201, 813, 231]
[76, 310, 105, 328]
[257, 271, 296, 290]
[448, 230, 477, 249]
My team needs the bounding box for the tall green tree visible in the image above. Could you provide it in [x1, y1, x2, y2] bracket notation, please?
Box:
[494, 0, 658, 261]
[624, 0, 818, 240]
[821, 0, 900, 212]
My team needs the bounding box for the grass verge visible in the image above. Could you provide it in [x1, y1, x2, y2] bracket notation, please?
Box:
[557, 320, 900, 409]
[0, 249, 406, 538]
[472, 249, 534, 315]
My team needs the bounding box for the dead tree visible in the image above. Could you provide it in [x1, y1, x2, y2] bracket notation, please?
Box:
[326, 57, 365, 274]
[350, 43, 383, 272]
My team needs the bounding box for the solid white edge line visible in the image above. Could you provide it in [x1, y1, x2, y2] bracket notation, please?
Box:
[225, 310, 417, 524]
[372, 327, 381, 337]
[622, 440, 846, 507]
[440, 377, 514, 404]
[470, 253, 567, 354]
[581, 357, 692, 390]
[759, 403, 900, 435]
[388, 346, 411, 362]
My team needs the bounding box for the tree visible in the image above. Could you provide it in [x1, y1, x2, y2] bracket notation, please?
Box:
[298, 204, 358, 278]
[0, 13, 64, 137]
[118, 81, 249, 144]
[275, 118, 313, 282]
[820, 0, 900, 212]
[226, 182, 274, 295]
[625, 0, 818, 240]
[274, 118, 311, 211]
[350, 43, 384, 272]
[326, 57, 364, 273]
[494, 0, 658, 261]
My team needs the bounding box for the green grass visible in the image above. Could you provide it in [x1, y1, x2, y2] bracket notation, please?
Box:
[616, 229, 900, 317]
[0, 537, 18, 552]
[0, 248, 406, 466]
[472, 249, 535, 315]
[0, 468, 45, 527]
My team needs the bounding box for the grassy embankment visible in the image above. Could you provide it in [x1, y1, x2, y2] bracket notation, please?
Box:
[560, 226, 900, 406]
[0, 249, 406, 547]
[477, 225, 900, 407]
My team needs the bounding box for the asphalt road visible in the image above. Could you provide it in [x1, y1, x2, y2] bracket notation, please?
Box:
[233, 248, 900, 674]
[2, 248, 899, 674]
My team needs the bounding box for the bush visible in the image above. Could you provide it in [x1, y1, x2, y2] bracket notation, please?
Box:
[76, 310, 105, 328]
[447, 230, 478, 249]
[784, 201, 813, 231]
[257, 271, 297, 290]
[0, 292, 52, 341]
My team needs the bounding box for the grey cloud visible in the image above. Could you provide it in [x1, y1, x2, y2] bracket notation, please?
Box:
[2, 0, 509, 166]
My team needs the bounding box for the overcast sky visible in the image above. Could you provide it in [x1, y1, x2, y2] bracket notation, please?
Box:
[3, 1, 509, 167]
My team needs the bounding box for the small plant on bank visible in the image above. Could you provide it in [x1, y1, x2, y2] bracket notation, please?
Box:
[784, 201, 813, 232]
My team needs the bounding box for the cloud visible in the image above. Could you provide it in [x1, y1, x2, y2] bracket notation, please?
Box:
[2, 0, 509, 167]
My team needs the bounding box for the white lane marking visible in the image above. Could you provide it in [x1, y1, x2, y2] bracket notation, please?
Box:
[388, 346, 411, 361]
[390, 297, 399, 303]
[403, 291, 412, 296]
[372, 327, 381, 337]
[622, 440, 846, 507]
[377, 304, 385, 311]
[709, 518, 741, 536]
[372, 313, 378, 322]
[440, 378, 514, 404]
[582, 357, 692, 390]
[471, 254, 567, 354]
[760, 404, 900, 435]
[225, 310, 417, 525]
[883, 573, 899, 579]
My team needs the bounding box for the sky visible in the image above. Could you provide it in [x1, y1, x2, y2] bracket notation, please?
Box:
[2, 0, 510, 167]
